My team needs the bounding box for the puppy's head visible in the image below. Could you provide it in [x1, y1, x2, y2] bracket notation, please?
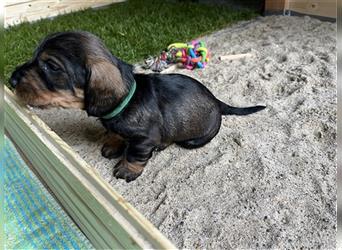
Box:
[9, 31, 134, 117]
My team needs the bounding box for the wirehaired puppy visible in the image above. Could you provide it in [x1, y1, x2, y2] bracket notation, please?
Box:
[10, 31, 265, 182]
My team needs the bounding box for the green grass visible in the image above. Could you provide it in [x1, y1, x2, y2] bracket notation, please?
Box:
[4, 0, 258, 85]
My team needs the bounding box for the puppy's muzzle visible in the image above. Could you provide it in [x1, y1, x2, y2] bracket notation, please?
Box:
[10, 70, 21, 88]
[9, 63, 30, 88]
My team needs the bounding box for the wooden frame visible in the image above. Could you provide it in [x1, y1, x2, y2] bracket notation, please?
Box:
[5, 0, 126, 28]
[4, 86, 176, 249]
[287, 0, 336, 18]
[264, 0, 336, 18]
[264, 0, 286, 14]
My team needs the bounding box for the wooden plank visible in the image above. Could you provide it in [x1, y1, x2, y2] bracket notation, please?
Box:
[5, 0, 33, 7]
[287, 0, 336, 18]
[264, 0, 285, 12]
[219, 53, 254, 61]
[4, 86, 176, 250]
[7, 124, 124, 249]
[5, 0, 126, 28]
[7, 132, 110, 248]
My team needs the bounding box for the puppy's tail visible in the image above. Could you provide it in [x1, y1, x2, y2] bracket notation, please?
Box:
[218, 100, 266, 116]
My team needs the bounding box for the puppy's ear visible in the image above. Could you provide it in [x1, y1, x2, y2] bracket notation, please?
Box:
[84, 59, 126, 117]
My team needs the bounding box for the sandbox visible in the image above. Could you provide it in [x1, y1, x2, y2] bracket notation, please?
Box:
[20, 15, 336, 249]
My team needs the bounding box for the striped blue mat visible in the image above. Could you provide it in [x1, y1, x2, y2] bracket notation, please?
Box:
[4, 136, 93, 249]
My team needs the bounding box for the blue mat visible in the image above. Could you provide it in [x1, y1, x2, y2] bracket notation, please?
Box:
[4, 136, 93, 249]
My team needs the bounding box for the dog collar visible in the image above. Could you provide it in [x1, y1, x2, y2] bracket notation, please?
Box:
[101, 80, 137, 119]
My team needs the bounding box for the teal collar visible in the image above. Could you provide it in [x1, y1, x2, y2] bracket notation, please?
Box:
[101, 80, 137, 119]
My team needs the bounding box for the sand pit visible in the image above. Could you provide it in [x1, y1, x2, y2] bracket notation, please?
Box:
[33, 15, 336, 249]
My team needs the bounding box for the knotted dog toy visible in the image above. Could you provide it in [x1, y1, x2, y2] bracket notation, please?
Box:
[144, 40, 210, 72]
[167, 40, 209, 70]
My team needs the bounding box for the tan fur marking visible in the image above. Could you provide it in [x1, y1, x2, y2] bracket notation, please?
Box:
[16, 89, 84, 109]
[15, 68, 47, 105]
[40, 51, 49, 60]
[104, 133, 125, 150]
[88, 58, 126, 98]
[39, 53, 64, 70]
[123, 159, 145, 174]
[43, 90, 84, 109]
[15, 67, 84, 109]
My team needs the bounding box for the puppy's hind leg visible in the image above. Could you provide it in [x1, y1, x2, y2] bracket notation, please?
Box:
[176, 129, 220, 149]
[177, 111, 221, 149]
[101, 133, 126, 159]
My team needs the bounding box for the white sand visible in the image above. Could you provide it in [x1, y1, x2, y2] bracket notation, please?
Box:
[34, 15, 336, 249]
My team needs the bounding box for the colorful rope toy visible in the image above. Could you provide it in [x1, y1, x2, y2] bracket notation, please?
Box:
[167, 40, 210, 70]
[144, 40, 210, 72]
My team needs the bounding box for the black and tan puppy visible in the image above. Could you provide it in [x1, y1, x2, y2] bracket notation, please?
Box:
[10, 31, 265, 182]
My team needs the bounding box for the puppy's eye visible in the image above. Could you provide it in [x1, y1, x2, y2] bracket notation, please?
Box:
[45, 60, 61, 71]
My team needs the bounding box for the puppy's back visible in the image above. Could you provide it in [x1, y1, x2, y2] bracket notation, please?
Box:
[136, 73, 221, 141]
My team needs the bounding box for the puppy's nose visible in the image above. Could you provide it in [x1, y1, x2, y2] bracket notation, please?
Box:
[9, 68, 24, 88]
[10, 62, 33, 88]
[10, 76, 19, 88]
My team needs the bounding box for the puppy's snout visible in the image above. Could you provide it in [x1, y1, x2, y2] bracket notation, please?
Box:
[9, 74, 19, 88]
[9, 64, 29, 88]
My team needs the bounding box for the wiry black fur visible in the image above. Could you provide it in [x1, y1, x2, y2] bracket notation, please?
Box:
[9, 31, 266, 182]
[100, 72, 265, 164]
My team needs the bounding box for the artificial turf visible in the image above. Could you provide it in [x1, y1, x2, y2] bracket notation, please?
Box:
[4, 0, 258, 86]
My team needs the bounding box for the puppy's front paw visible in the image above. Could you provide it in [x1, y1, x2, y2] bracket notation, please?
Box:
[113, 160, 144, 182]
[101, 143, 125, 159]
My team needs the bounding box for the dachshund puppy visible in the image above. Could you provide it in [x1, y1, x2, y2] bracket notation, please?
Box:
[10, 31, 265, 182]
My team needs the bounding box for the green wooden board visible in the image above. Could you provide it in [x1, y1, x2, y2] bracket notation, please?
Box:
[4, 87, 176, 250]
